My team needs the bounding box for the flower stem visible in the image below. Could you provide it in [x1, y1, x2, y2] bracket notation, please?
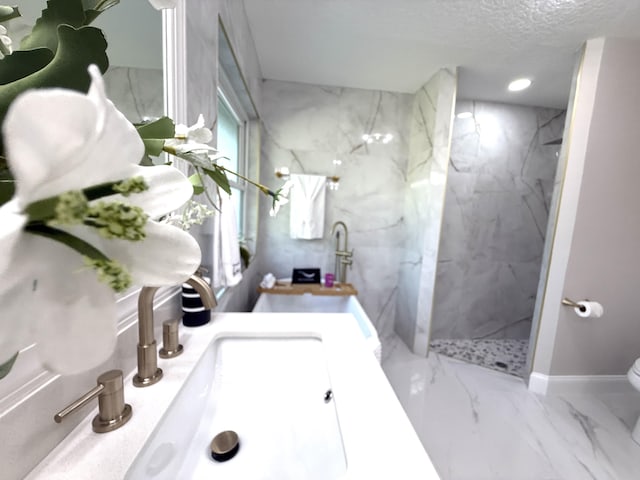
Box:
[215, 164, 271, 196]
[25, 224, 110, 262]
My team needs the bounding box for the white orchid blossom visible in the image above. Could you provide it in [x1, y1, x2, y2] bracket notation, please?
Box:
[269, 180, 292, 217]
[173, 114, 213, 145]
[147, 0, 177, 9]
[0, 65, 201, 374]
[0, 25, 12, 59]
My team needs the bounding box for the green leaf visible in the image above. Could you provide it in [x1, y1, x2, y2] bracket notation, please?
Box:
[0, 352, 18, 380]
[239, 244, 251, 268]
[0, 6, 21, 23]
[20, 0, 86, 52]
[83, 0, 121, 25]
[136, 117, 175, 139]
[0, 24, 109, 151]
[142, 139, 166, 157]
[204, 167, 231, 196]
[137, 118, 176, 157]
[189, 173, 205, 195]
[0, 49, 55, 86]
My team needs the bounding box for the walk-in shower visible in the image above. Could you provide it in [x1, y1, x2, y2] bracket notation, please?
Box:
[429, 100, 566, 377]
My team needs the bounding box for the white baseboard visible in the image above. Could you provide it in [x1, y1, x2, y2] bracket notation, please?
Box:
[528, 372, 634, 396]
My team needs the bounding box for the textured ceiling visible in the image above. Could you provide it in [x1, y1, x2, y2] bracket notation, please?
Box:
[242, 0, 640, 108]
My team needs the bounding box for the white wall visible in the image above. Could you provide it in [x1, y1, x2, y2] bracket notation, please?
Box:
[532, 37, 640, 377]
[395, 69, 457, 354]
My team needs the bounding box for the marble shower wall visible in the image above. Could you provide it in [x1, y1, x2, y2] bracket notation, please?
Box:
[431, 101, 566, 340]
[257, 80, 412, 339]
[395, 69, 457, 354]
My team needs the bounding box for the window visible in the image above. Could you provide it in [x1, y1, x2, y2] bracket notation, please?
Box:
[217, 69, 248, 239]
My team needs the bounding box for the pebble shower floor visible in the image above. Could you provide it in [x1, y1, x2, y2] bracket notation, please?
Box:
[428, 339, 529, 377]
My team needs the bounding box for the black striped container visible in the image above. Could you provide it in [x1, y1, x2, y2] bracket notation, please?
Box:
[182, 277, 211, 327]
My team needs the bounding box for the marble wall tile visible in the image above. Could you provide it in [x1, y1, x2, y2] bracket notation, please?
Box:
[103, 67, 163, 123]
[395, 69, 457, 354]
[431, 101, 566, 340]
[257, 80, 412, 339]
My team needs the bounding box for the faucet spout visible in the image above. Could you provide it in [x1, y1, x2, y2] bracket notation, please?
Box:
[330, 221, 353, 284]
[331, 221, 349, 252]
[133, 274, 217, 388]
[185, 274, 217, 309]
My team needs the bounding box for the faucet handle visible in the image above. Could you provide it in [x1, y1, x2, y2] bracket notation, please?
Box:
[54, 370, 133, 433]
[159, 319, 183, 359]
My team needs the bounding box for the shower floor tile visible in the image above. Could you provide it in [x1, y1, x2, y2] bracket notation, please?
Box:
[429, 339, 528, 377]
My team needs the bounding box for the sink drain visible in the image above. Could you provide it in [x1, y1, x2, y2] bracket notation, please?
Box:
[495, 361, 508, 369]
[210, 430, 240, 462]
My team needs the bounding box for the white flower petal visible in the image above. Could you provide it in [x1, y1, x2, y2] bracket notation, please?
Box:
[174, 123, 188, 136]
[0, 200, 26, 276]
[4, 66, 143, 205]
[189, 127, 213, 145]
[115, 165, 194, 219]
[0, 275, 33, 365]
[100, 220, 201, 286]
[174, 143, 217, 155]
[188, 115, 213, 144]
[28, 236, 117, 374]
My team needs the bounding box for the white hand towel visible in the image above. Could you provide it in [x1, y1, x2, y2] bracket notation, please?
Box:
[212, 191, 243, 288]
[289, 174, 326, 239]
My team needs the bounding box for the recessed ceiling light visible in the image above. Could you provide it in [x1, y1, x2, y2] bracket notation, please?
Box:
[456, 111, 473, 119]
[508, 78, 532, 92]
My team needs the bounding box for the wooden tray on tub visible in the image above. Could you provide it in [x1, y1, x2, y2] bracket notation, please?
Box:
[257, 282, 358, 296]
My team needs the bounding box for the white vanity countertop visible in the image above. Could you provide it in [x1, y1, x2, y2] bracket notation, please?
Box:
[25, 313, 439, 479]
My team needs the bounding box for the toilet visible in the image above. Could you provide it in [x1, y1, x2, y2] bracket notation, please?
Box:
[627, 359, 640, 444]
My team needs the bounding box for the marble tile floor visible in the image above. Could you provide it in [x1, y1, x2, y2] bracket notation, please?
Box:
[429, 339, 529, 377]
[381, 333, 640, 480]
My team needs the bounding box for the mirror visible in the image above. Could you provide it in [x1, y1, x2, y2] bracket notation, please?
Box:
[96, 2, 164, 123]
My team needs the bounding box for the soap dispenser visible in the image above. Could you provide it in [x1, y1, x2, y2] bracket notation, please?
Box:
[182, 267, 211, 327]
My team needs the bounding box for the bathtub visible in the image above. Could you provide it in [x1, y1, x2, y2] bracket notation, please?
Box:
[252, 292, 382, 362]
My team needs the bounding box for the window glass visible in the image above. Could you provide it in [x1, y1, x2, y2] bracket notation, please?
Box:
[217, 99, 240, 174]
[217, 87, 246, 240]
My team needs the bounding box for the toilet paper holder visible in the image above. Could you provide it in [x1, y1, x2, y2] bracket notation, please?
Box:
[561, 297, 588, 312]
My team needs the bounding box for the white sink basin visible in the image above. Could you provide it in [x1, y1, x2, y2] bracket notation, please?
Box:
[125, 334, 346, 479]
[26, 314, 438, 480]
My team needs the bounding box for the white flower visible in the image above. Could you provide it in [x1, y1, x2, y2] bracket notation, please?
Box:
[0, 25, 13, 59]
[174, 114, 213, 144]
[148, 0, 177, 9]
[164, 142, 227, 168]
[269, 180, 292, 217]
[0, 65, 201, 375]
[163, 200, 216, 230]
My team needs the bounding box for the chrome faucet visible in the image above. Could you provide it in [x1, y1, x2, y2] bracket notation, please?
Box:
[330, 221, 354, 284]
[133, 274, 216, 387]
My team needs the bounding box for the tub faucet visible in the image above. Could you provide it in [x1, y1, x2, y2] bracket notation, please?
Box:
[133, 274, 216, 387]
[330, 221, 354, 284]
